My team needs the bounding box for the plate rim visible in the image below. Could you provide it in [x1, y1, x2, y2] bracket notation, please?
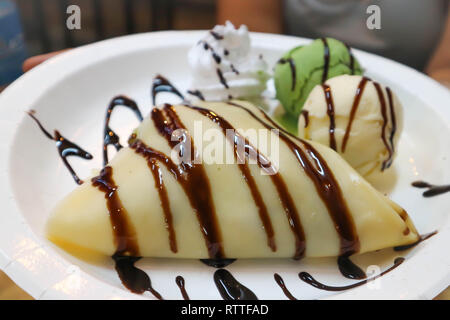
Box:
[0, 30, 449, 300]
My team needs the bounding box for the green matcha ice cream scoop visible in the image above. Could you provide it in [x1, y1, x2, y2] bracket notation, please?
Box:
[274, 38, 363, 121]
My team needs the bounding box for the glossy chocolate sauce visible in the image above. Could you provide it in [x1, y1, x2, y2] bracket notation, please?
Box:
[321, 38, 330, 83]
[337, 255, 366, 280]
[201, 40, 222, 64]
[394, 231, 437, 251]
[112, 255, 162, 299]
[210, 30, 224, 40]
[148, 159, 177, 253]
[214, 269, 258, 300]
[300, 110, 309, 128]
[193, 102, 306, 258]
[175, 276, 190, 300]
[92, 166, 139, 256]
[216, 68, 229, 89]
[299, 257, 405, 292]
[27, 110, 93, 185]
[345, 43, 355, 75]
[151, 75, 185, 106]
[412, 181, 450, 198]
[274, 273, 297, 300]
[103, 96, 143, 166]
[227, 102, 360, 257]
[187, 89, 205, 101]
[386, 88, 397, 166]
[373, 82, 394, 170]
[341, 77, 369, 152]
[200, 259, 236, 268]
[277, 58, 296, 91]
[322, 84, 337, 151]
[132, 105, 225, 259]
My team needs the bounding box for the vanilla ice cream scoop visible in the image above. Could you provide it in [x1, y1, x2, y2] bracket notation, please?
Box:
[298, 75, 403, 177]
[187, 21, 269, 101]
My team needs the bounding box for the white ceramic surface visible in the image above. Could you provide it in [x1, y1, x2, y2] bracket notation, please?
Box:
[0, 31, 449, 300]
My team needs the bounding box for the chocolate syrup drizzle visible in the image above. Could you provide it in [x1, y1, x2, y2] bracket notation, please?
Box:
[112, 255, 163, 299]
[151, 75, 185, 106]
[321, 84, 337, 151]
[277, 58, 296, 91]
[321, 77, 397, 171]
[321, 38, 330, 83]
[92, 166, 139, 256]
[214, 269, 258, 300]
[337, 255, 366, 280]
[299, 257, 405, 292]
[394, 231, 437, 251]
[187, 89, 205, 101]
[27, 110, 93, 185]
[186, 104, 277, 252]
[227, 102, 360, 257]
[175, 276, 190, 300]
[341, 77, 369, 152]
[345, 43, 355, 75]
[274, 273, 297, 300]
[103, 96, 143, 166]
[300, 110, 309, 128]
[412, 181, 450, 198]
[201, 259, 236, 268]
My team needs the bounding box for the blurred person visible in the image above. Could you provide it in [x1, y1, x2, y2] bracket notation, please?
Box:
[217, 0, 449, 71]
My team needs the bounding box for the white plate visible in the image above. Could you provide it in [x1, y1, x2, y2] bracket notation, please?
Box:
[0, 31, 449, 300]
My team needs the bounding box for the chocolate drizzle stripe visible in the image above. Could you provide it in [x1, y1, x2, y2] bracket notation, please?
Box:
[151, 75, 185, 106]
[321, 38, 330, 83]
[226, 102, 359, 256]
[103, 96, 143, 166]
[322, 84, 337, 151]
[299, 257, 405, 291]
[217, 68, 229, 89]
[300, 110, 309, 128]
[385, 87, 397, 169]
[373, 82, 393, 171]
[278, 58, 296, 91]
[341, 77, 369, 152]
[210, 30, 224, 40]
[412, 181, 450, 198]
[27, 111, 93, 185]
[150, 105, 224, 259]
[337, 255, 366, 280]
[187, 89, 205, 101]
[185, 104, 277, 252]
[274, 273, 297, 300]
[112, 255, 162, 299]
[394, 231, 437, 251]
[345, 43, 355, 75]
[148, 159, 177, 253]
[214, 269, 258, 300]
[175, 276, 190, 300]
[92, 166, 139, 256]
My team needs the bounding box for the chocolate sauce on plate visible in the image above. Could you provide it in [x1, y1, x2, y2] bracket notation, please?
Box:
[412, 181, 450, 198]
[274, 273, 297, 300]
[175, 276, 190, 300]
[299, 257, 405, 291]
[214, 269, 258, 300]
[337, 255, 366, 280]
[187, 89, 205, 101]
[200, 259, 236, 268]
[103, 95, 143, 166]
[27, 110, 93, 185]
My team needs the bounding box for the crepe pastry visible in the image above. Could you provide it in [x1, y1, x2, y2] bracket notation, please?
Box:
[47, 100, 418, 260]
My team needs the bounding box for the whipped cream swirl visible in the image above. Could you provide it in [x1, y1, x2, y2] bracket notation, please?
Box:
[187, 21, 269, 102]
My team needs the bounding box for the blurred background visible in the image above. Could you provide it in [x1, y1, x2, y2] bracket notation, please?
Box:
[0, 0, 449, 299]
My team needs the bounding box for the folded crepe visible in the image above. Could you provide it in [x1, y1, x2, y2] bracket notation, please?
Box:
[47, 100, 418, 259]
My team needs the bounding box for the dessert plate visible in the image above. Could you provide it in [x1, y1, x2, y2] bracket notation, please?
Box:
[0, 31, 449, 300]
